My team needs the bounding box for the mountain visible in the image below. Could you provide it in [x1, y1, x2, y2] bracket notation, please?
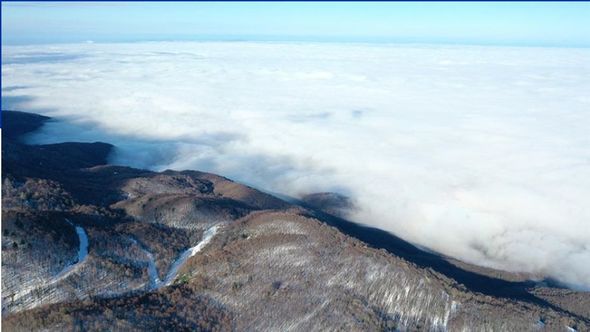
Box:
[2, 110, 588, 331]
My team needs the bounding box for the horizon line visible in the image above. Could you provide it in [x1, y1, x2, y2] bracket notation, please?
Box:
[3, 34, 590, 49]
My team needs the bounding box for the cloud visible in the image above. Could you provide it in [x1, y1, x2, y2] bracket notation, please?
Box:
[3, 41, 590, 289]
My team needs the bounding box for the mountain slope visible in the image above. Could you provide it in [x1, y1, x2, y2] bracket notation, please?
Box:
[1, 111, 588, 331]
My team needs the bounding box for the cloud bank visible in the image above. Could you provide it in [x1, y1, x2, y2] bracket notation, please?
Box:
[3, 42, 590, 288]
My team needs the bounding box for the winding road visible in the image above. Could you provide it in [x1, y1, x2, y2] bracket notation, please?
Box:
[129, 238, 162, 289]
[163, 225, 219, 287]
[56, 219, 89, 279]
[130, 225, 219, 290]
[8, 219, 89, 305]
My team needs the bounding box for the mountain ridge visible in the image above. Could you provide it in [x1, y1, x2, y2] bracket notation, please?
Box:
[1, 110, 588, 331]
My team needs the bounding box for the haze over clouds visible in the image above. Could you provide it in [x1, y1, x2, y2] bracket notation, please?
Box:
[3, 41, 590, 288]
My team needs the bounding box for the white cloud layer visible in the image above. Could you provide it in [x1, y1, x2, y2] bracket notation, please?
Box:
[3, 42, 590, 288]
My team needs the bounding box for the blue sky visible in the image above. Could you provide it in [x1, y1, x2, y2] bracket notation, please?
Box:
[2, 2, 590, 46]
